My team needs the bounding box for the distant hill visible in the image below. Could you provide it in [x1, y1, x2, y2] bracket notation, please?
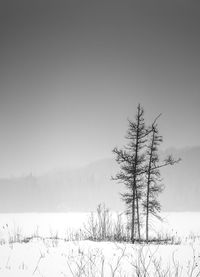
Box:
[0, 147, 199, 212]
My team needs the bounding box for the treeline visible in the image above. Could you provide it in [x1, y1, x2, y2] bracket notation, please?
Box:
[112, 104, 180, 243]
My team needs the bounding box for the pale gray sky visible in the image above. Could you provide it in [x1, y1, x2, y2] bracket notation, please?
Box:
[0, 0, 200, 177]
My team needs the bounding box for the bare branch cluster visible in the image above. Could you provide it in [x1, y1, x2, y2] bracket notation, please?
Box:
[112, 104, 180, 243]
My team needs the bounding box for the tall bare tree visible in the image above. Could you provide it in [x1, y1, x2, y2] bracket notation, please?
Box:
[113, 104, 148, 243]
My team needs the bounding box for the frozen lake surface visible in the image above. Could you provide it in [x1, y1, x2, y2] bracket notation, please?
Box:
[0, 212, 200, 239]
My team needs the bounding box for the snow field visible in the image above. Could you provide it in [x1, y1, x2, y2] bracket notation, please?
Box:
[0, 239, 200, 276]
[0, 212, 200, 276]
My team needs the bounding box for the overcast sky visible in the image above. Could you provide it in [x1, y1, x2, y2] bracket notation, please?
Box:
[0, 0, 200, 177]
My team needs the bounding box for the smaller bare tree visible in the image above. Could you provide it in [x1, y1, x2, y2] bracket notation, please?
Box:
[144, 117, 181, 243]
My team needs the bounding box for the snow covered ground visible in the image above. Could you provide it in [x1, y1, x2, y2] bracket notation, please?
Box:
[0, 212, 199, 276]
[0, 212, 200, 240]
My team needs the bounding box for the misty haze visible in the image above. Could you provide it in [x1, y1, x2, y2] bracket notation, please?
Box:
[0, 1, 200, 276]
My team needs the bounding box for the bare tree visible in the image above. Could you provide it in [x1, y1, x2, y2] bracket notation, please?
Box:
[144, 117, 181, 243]
[112, 104, 148, 243]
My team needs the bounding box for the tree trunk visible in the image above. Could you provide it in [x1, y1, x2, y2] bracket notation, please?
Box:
[131, 185, 136, 243]
[146, 195, 149, 243]
[146, 129, 155, 243]
[136, 188, 141, 241]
